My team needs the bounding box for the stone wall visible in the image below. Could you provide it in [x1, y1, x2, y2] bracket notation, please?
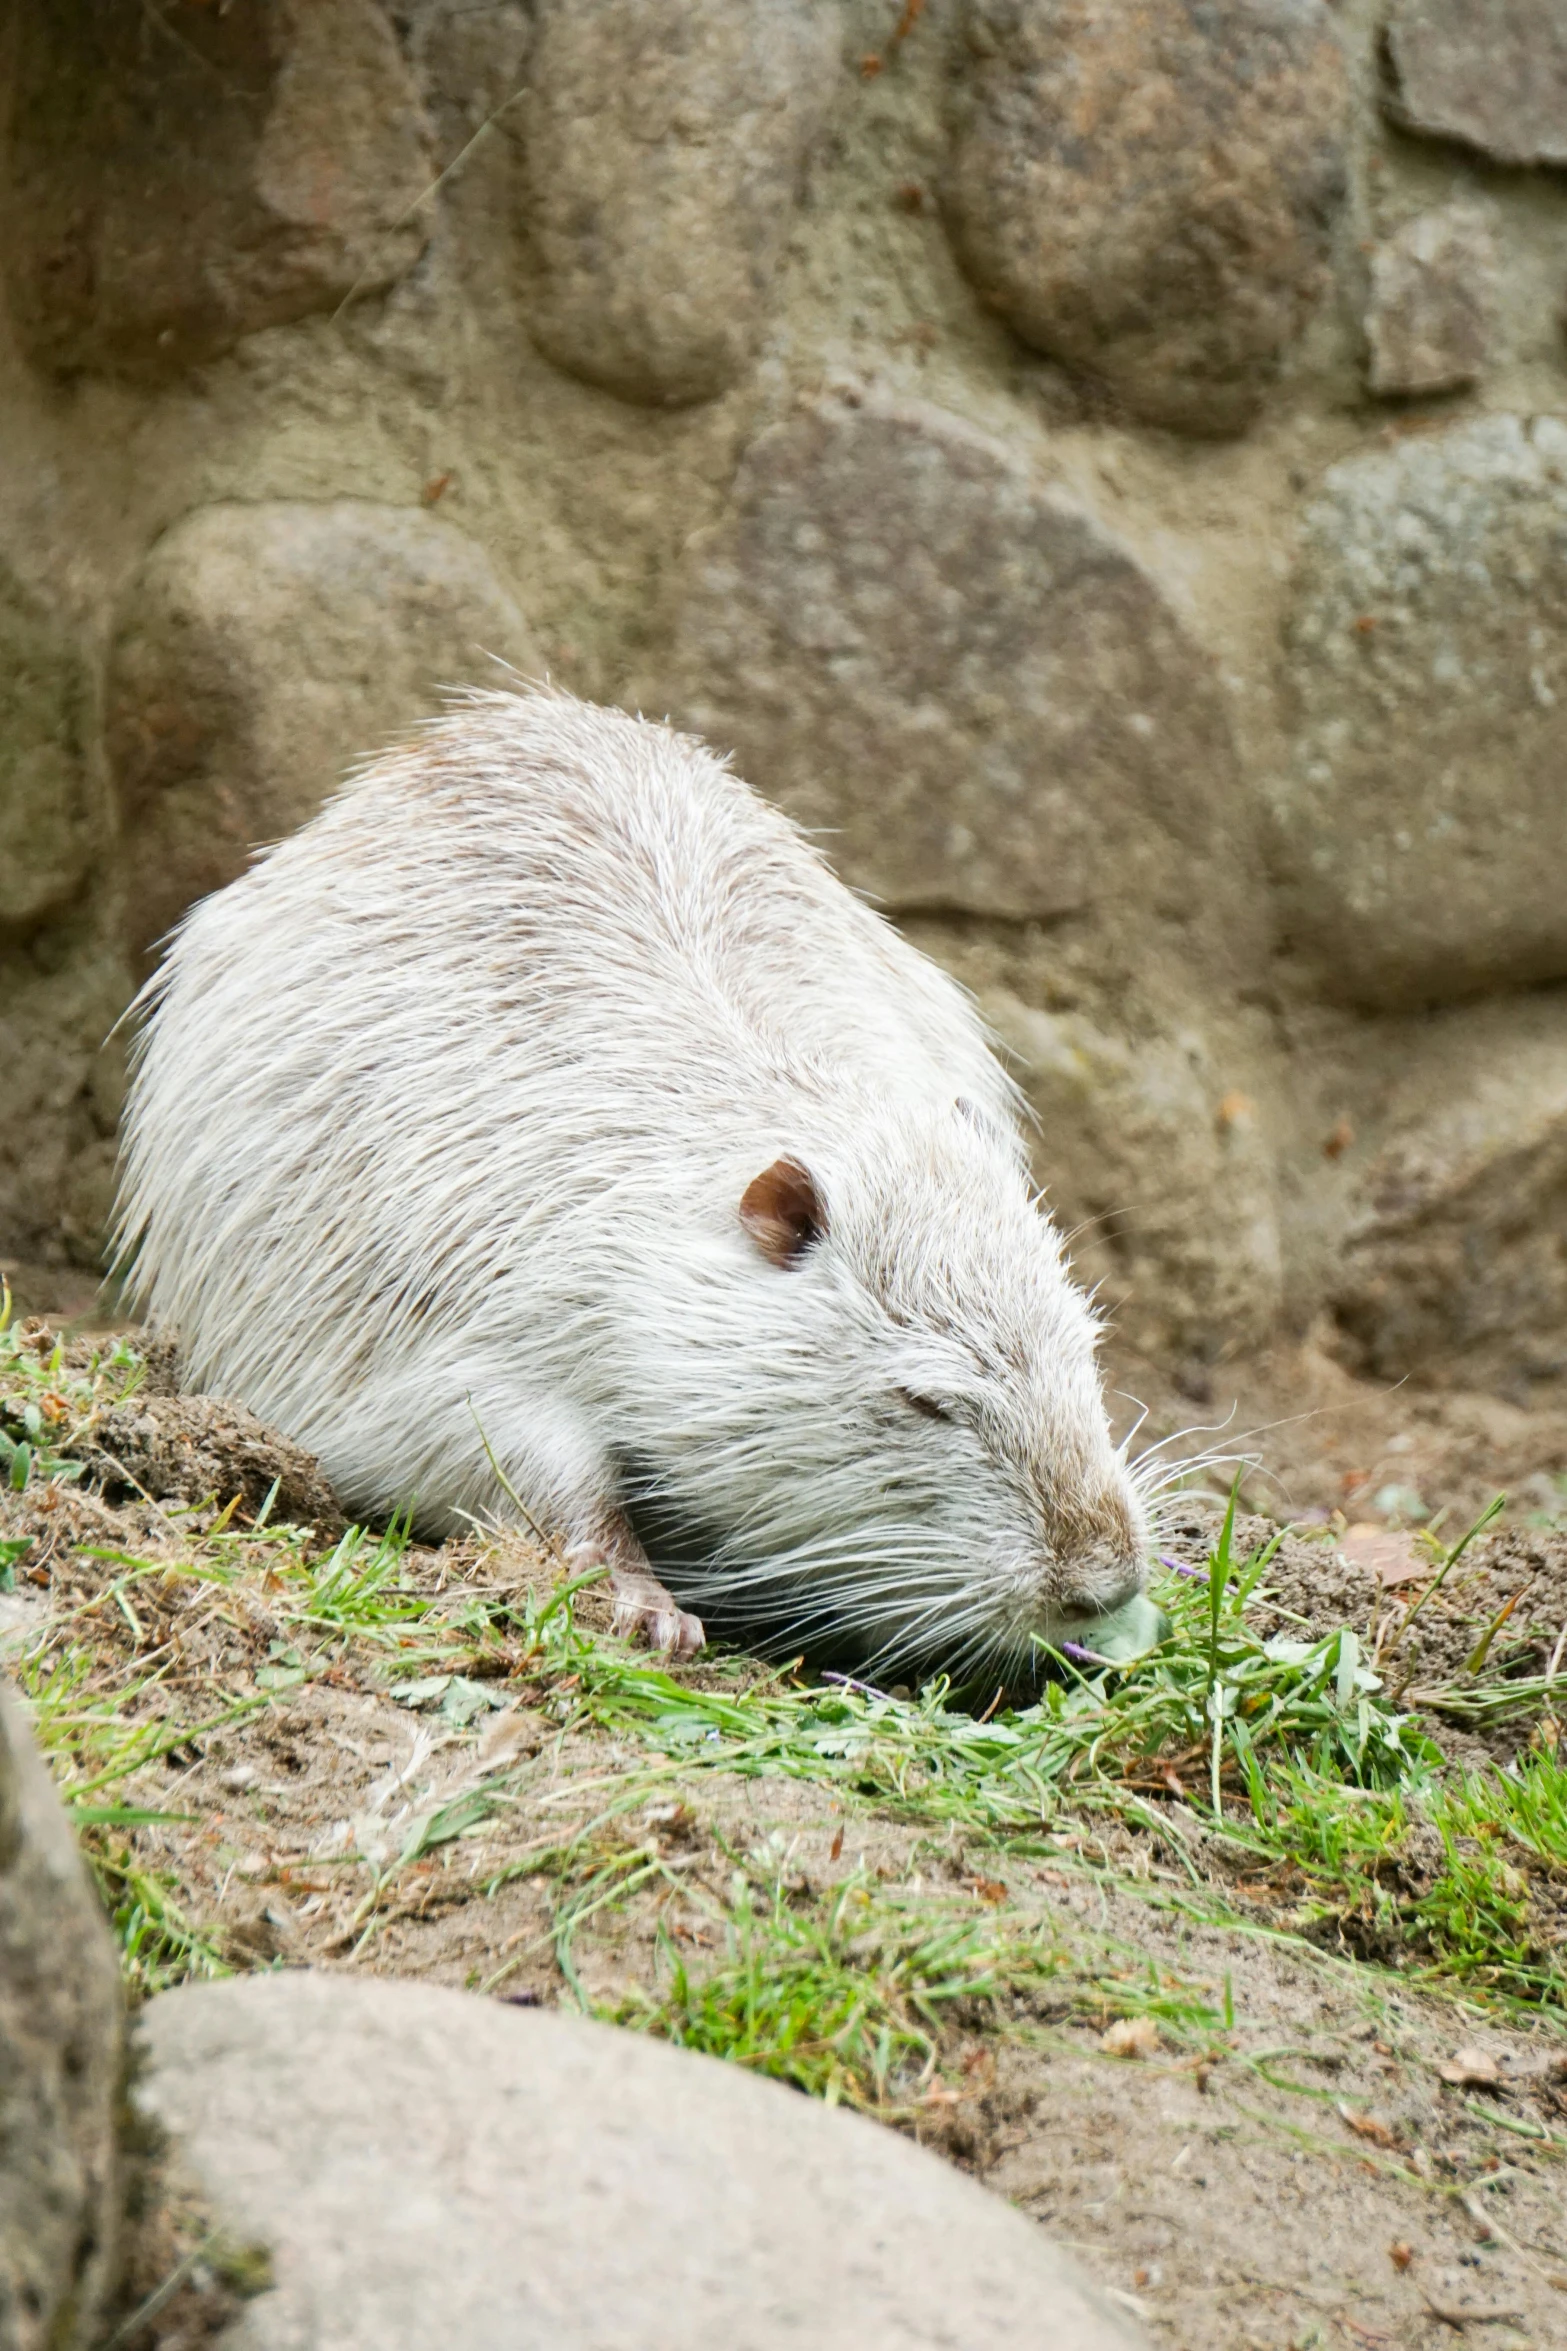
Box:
[3, 0, 1567, 1401]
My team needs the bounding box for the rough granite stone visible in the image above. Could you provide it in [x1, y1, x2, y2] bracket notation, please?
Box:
[524, 0, 840, 406]
[985, 994, 1283, 1358]
[1383, 0, 1567, 169]
[5, 0, 435, 377]
[1329, 997, 1567, 1390]
[133, 1973, 1147, 2351]
[106, 501, 535, 964]
[1270, 414, 1567, 1007]
[941, 0, 1348, 435]
[1365, 207, 1497, 398]
[0, 569, 94, 933]
[659, 389, 1260, 968]
[0, 1681, 121, 2351]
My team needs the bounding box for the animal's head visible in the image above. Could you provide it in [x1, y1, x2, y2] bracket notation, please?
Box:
[624, 1099, 1149, 1685]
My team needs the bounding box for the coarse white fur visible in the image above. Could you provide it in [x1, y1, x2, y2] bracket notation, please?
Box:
[115, 687, 1148, 1683]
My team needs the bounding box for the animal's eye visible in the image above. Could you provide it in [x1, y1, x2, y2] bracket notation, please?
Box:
[899, 1389, 952, 1423]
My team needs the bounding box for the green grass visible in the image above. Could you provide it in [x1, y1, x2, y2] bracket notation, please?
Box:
[487, 1487, 1565, 2014]
[1256, 1748, 1567, 2002]
[7, 1333, 1565, 2024]
[609, 1865, 1070, 2108]
[0, 1284, 146, 1491]
[599, 1854, 1242, 2111]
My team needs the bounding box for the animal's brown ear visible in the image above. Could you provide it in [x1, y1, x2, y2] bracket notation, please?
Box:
[739, 1158, 827, 1269]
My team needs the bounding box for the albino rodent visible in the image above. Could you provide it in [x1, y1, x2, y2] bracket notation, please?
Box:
[116, 687, 1150, 1682]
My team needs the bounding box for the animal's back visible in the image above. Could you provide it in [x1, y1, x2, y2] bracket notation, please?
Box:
[117, 689, 1014, 1504]
[356, 687, 1011, 1115]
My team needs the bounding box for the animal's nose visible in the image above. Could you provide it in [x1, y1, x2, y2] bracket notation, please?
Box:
[1057, 1536, 1146, 1618]
[1097, 1551, 1147, 1611]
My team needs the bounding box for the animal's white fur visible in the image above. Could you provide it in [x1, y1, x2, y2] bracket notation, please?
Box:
[116, 688, 1147, 1680]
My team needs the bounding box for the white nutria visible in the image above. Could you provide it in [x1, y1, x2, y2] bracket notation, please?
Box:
[115, 686, 1150, 1682]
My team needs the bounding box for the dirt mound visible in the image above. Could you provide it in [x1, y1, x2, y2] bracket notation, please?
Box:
[75, 1393, 342, 1533]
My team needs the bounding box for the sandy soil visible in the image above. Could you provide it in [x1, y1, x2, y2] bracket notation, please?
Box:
[1106, 1329, 1567, 1544]
[4, 1359, 1566, 2351]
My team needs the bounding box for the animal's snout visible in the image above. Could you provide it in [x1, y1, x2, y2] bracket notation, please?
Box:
[1055, 1538, 1146, 1621]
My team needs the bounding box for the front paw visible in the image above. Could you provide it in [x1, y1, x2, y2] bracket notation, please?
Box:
[609, 1568, 705, 1658]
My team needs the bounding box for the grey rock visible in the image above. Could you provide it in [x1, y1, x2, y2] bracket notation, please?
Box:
[133, 1972, 1146, 2350]
[0, 569, 94, 933]
[658, 389, 1259, 968]
[941, 0, 1348, 435]
[1365, 207, 1497, 398]
[5, 0, 435, 378]
[1384, 0, 1567, 169]
[524, 0, 839, 406]
[984, 994, 1283, 1358]
[106, 501, 536, 964]
[0, 1680, 122, 2351]
[1271, 414, 1567, 1007]
[1328, 996, 1567, 1389]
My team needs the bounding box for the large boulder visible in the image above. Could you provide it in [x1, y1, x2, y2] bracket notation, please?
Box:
[656, 389, 1263, 979]
[4, 0, 434, 378]
[941, 0, 1348, 435]
[1328, 995, 1567, 1392]
[132, 1973, 1145, 2350]
[0, 1681, 122, 2351]
[106, 501, 536, 965]
[523, 0, 839, 406]
[1270, 414, 1567, 1008]
[985, 994, 1283, 1361]
[0, 568, 95, 934]
[1383, 0, 1567, 169]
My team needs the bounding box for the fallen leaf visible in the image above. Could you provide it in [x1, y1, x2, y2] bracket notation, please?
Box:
[1338, 2103, 1399, 2147]
[440, 1675, 504, 1727]
[829, 1823, 844, 1863]
[966, 1875, 1008, 1904]
[391, 1674, 453, 1709]
[1340, 1524, 1426, 1587]
[1438, 2047, 1502, 2088]
[1101, 2016, 1161, 2061]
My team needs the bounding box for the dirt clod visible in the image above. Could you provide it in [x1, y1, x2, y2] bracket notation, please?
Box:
[75, 1394, 342, 1531]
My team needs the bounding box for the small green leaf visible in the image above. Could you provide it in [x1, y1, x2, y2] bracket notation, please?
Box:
[441, 1676, 504, 1726]
[391, 1675, 453, 1709]
[254, 1663, 307, 1692]
[1335, 1629, 1359, 1710]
